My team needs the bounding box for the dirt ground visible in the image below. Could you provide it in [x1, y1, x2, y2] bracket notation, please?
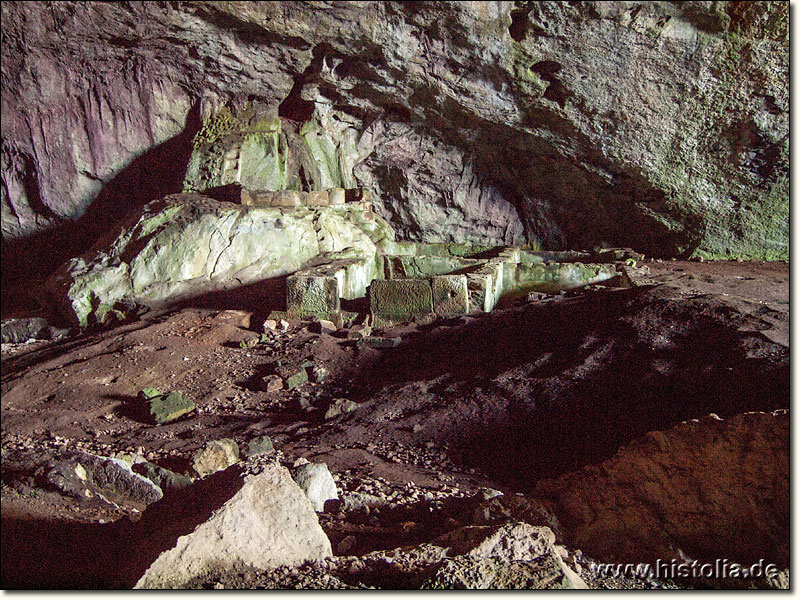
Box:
[0, 258, 789, 589]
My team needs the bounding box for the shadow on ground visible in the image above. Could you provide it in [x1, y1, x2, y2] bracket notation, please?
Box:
[1, 466, 243, 589]
[343, 286, 789, 488]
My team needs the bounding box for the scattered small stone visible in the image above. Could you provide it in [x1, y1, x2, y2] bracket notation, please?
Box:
[480, 488, 504, 500]
[337, 535, 357, 555]
[262, 319, 277, 332]
[345, 324, 372, 340]
[310, 365, 330, 383]
[261, 375, 284, 392]
[239, 337, 260, 349]
[279, 319, 290, 332]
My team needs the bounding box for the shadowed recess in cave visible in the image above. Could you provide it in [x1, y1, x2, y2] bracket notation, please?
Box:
[349, 286, 788, 487]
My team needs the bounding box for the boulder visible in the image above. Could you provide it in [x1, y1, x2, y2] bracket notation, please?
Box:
[533, 410, 790, 567]
[133, 461, 192, 493]
[45, 451, 163, 506]
[292, 462, 338, 512]
[192, 439, 240, 478]
[134, 464, 332, 589]
[0, 317, 49, 343]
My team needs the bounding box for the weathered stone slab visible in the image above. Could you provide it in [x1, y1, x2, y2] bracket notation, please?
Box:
[515, 262, 617, 293]
[369, 278, 433, 320]
[287, 275, 340, 318]
[305, 190, 330, 206]
[432, 275, 469, 316]
[240, 189, 274, 206]
[386, 255, 480, 278]
[329, 188, 346, 205]
[466, 272, 493, 313]
[361, 336, 402, 349]
[271, 190, 303, 207]
[591, 247, 645, 263]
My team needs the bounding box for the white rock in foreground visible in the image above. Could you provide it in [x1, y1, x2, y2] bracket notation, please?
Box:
[134, 464, 332, 589]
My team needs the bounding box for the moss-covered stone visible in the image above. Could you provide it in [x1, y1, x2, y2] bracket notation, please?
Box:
[286, 275, 340, 318]
[370, 278, 434, 320]
[147, 391, 196, 425]
[285, 368, 309, 390]
[133, 461, 192, 493]
[432, 275, 469, 317]
[246, 435, 275, 457]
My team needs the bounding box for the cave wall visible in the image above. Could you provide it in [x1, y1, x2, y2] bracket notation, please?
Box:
[1, 1, 789, 272]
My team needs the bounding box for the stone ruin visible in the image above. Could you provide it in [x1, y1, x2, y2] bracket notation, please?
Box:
[242, 186, 642, 326]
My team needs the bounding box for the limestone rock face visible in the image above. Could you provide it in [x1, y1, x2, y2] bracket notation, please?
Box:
[48, 193, 393, 326]
[134, 464, 333, 589]
[533, 410, 789, 568]
[1, 2, 788, 263]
